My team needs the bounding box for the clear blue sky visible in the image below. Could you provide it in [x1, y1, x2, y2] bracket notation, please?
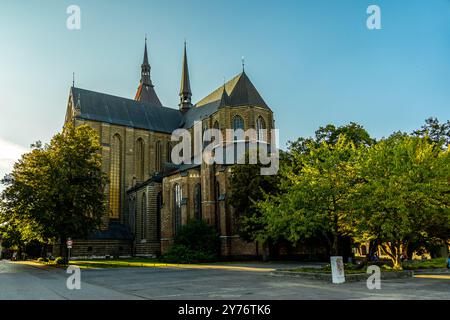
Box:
[0, 0, 450, 170]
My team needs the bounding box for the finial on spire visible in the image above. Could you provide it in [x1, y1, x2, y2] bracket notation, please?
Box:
[241, 56, 245, 72]
[72, 72, 75, 87]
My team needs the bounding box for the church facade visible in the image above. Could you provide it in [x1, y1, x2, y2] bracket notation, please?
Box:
[62, 40, 274, 259]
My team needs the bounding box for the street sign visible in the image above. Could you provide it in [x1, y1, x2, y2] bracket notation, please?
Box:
[66, 239, 73, 249]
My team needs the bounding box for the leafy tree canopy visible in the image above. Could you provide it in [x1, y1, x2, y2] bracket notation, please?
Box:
[1, 124, 108, 249]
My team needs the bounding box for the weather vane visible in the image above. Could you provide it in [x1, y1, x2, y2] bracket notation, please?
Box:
[241, 56, 245, 71]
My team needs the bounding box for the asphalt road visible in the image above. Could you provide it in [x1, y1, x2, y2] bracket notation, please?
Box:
[0, 260, 449, 300]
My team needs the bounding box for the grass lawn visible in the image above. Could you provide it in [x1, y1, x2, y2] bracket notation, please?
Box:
[32, 257, 449, 271]
[31, 258, 277, 272]
[402, 258, 447, 270]
[69, 258, 172, 269]
[33, 257, 165, 269]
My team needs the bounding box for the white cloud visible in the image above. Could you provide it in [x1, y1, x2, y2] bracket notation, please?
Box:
[0, 137, 28, 190]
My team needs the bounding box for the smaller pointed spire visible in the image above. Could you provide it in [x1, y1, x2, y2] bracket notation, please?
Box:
[179, 41, 192, 112]
[141, 36, 152, 86]
[219, 82, 230, 108]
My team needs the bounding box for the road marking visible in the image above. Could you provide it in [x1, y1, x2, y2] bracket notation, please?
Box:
[414, 274, 450, 280]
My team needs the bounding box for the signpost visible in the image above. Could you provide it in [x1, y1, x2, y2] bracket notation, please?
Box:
[330, 256, 346, 284]
[66, 238, 73, 264]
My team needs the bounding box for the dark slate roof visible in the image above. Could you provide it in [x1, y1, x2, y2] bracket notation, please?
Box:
[72, 87, 182, 133]
[181, 99, 222, 128]
[195, 71, 269, 109]
[161, 162, 200, 176]
[135, 83, 163, 107]
[126, 174, 163, 193]
[228, 71, 269, 109]
[70, 71, 269, 132]
[181, 71, 270, 128]
[87, 222, 133, 240]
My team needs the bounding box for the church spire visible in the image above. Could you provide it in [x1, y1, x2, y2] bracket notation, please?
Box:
[219, 80, 230, 107]
[135, 36, 163, 106]
[141, 36, 152, 86]
[179, 41, 192, 112]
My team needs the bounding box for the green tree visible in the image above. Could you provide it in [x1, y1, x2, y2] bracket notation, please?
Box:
[315, 122, 375, 147]
[288, 122, 374, 156]
[413, 117, 450, 146]
[228, 162, 280, 241]
[257, 136, 361, 256]
[1, 124, 108, 257]
[351, 133, 450, 269]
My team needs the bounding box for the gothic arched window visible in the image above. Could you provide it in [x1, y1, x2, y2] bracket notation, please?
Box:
[173, 184, 182, 234]
[141, 193, 147, 240]
[213, 121, 220, 130]
[166, 141, 172, 164]
[135, 138, 145, 181]
[155, 141, 162, 172]
[232, 115, 244, 131]
[194, 184, 202, 220]
[109, 134, 122, 219]
[256, 116, 266, 141]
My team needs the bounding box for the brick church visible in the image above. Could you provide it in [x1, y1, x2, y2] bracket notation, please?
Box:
[62, 39, 275, 259]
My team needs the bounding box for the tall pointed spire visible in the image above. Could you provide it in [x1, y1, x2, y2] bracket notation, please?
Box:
[141, 35, 152, 86]
[135, 36, 163, 106]
[179, 41, 192, 112]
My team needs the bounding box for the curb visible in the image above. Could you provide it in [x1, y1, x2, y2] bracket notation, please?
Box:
[271, 270, 414, 282]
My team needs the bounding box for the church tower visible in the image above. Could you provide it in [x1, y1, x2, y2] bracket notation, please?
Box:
[135, 36, 163, 106]
[179, 42, 192, 112]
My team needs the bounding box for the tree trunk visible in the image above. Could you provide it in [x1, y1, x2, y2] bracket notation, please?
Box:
[331, 233, 339, 256]
[382, 241, 404, 270]
[406, 242, 414, 260]
[262, 241, 270, 262]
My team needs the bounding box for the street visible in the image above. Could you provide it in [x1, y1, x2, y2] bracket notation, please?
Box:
[0, 260, 449, 300]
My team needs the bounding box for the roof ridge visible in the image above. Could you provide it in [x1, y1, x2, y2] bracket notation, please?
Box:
[72, 86, 178, 112]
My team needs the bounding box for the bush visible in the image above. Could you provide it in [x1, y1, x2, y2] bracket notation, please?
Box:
[174, 219, 221, 254]
[54, 257, 67, 265]
[161, 244, 216, 264]
[37, 257, 49, 263]
[161, 220, 221, 263]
